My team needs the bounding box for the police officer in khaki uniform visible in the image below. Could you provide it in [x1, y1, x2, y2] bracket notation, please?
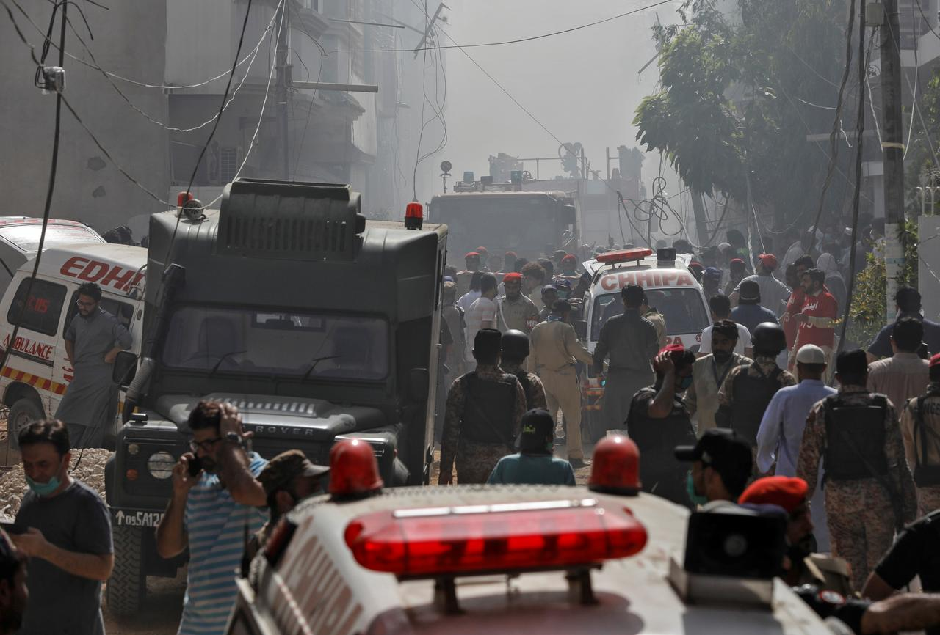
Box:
[439, 329, 527, 485]
[641, 293, 668, 348]
[529, 299, 594, 466]
[500, 330, 547, 411]
[497, 273, 540, 334]
[797, 349, 918, 592]
[900, 352, 940, 515]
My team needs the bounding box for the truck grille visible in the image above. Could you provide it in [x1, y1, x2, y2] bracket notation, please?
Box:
[226, 398, 317, 416]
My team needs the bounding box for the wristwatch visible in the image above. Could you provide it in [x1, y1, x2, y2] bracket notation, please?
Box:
[224, 432, 243, 447]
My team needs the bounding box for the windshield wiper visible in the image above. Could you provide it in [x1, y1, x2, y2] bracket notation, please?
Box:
[209, 350, 248, 376]
[301, 355, 340, 381]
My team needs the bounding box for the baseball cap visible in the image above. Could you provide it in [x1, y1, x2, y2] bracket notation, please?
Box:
[257, 449, 329, 496]
[757, 253, 778, 269]
[739, 279, 760, 301]
[541, 284, 558, 295]
[738, 476, 809, 513]
[795, 344, 827, 365]
[704, 267, 722, 280]
[675, 429, 753, 480]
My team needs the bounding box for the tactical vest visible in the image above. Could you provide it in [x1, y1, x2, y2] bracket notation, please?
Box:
[459, 372, 518, 446]
[627, 390, 695, 458]
[513, 371, 535, 411]
[914, 393, 940, 487]
[823, 395, 889, 481]
[730, 364, 782, 446]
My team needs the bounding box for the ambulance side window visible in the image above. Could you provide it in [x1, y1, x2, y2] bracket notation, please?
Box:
[61, 291, 134, 336]
[6, 278, 67, 336]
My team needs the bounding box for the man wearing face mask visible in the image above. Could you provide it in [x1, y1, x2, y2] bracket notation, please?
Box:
[685, 320, 749, 436]
[675, 428, 754, 507]
[624, 346, 698, 506]
[156, 401, 267, 635]
[739, 476, 852, 595]
[12, 420, 114, 635]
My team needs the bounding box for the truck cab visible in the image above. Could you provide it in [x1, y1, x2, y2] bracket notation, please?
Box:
[104, 179, 446, 616]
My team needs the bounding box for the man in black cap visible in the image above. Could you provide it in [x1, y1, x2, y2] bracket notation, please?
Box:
[487, 409, 576, 486]
[250, 450, 330, 556]
[797, 349, 917, 592]
[675, 428, 754, 506]
[440, 329, 526, 485]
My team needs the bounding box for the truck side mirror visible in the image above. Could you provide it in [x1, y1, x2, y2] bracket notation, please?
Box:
[409, 367, 430, 402]
[113, 351, 138, 387]
[574, 319, 587, 340]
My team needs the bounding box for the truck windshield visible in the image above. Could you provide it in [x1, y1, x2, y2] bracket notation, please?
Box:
[591, 288, 709, 340]
[161, 306, 389, 380]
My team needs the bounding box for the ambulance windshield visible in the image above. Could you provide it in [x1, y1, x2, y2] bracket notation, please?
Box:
[161, 306, 389, 380]
[590, 288, 709, 340]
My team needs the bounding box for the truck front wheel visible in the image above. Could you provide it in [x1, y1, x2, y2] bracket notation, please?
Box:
[106, 525, 146, 617]
[8, 398, 44, 444]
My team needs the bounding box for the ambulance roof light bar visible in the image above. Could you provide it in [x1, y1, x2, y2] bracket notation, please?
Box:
[595, 248, 653, 265]
[343, 498, 648, 580]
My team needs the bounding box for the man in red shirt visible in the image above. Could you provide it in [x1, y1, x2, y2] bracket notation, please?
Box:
[791, 268, 838, 374]
[782, 256, 814, 358]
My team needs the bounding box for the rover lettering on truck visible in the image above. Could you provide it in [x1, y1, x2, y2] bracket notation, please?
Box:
[104, 179, 446, 617]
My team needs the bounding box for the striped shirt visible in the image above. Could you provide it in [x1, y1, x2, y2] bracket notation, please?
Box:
[180, 453, 267, 635]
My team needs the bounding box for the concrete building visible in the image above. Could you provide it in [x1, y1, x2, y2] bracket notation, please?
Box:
[0, 0, 443, 237]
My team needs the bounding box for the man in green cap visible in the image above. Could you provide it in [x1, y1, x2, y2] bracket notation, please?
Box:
[249, 450, 329, 556]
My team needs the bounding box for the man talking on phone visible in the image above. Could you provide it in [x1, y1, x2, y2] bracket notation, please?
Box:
[155, 401, 267, 635]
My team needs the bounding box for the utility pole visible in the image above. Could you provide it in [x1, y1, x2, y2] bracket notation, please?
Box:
[879, 0, 905, 321]
[275, 1, 291, 180]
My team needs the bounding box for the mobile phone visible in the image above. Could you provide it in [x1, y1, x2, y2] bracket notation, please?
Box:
[187, 455, 203, 477]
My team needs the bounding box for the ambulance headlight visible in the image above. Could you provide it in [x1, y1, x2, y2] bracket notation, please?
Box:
[147, 451, 176, 480]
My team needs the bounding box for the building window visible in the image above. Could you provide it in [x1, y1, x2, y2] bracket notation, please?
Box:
[220, 146, 239, 183]
[301, 0, 319, 11]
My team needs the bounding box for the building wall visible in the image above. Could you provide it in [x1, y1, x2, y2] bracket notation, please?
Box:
[0, 0, 169, 237]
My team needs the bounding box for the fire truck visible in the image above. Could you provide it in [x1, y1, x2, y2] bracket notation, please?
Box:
[103, 180, 446, 616]
[429, 182, 577, 263]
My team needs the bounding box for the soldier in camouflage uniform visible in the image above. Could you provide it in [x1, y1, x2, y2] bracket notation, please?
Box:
[797, 349, 917, 592]
[899, 353, 940, 515]
[716, 322, 796, 452]
[439, 329, 527, 485]
[500, 330, 547, 411]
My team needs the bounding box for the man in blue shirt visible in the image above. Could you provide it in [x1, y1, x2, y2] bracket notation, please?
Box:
[731, 279, 778, 335]
[868, 286, 940, 362]
[156, 401, 268, 635]
[756, 344, 836, 551]
[488, 409, 576, 485]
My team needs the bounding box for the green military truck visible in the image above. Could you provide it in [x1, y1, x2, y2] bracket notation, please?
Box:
[104, 179, 446, 615]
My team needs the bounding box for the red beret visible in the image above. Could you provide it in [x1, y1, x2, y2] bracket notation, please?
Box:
[503, 272, 523, 283]
[562, 254, 577, 264]
[738, 476, 808, 513]
[476, 246, 488, 254]
[689, 261, 703, 269]
[505, 251, 518, 259]
[931, 353, 940, 368]
[465, 251, 480, 259]
[758, 253, 778, 269]
[659, 343, 685, 360]
[730, 258, 745, 265]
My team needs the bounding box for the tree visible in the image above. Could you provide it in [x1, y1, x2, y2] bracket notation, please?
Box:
[634, 0, 857, 238]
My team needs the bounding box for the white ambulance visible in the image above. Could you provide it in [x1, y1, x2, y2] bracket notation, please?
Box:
[0, 217, 106, 296]
[229, 463, 835, 635]
[0, 243, 146, 462]
[583, 247, 710, 353]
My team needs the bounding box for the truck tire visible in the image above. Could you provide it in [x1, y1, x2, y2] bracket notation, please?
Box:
[106, 525, 145, 617]
[8, 398, 44, 445]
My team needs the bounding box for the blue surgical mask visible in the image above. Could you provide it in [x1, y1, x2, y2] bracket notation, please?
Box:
[26, 474, 61, 497]
[686, 471, 707, 506]
[678, 375, 693, 391]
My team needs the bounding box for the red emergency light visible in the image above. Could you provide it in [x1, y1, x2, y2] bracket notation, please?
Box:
[405, 202, 423, 230]
[177, 191, 194, 208]
[595, 248, 653, 265]
[344, 498, 648, 577]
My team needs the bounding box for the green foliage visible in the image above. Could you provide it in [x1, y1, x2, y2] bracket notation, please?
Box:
[846, 220, 919, 345]
[634, 0, 855, 227]
[905, 69, 940, 215]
